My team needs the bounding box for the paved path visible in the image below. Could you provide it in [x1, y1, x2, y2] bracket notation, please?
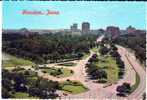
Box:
[60, 36, 145, 99]
[3, 35, 145, 99]
[104, 45, 136, 96]
[102, 45, 145, 100]
[124, 46, 146, 100]
[38, 50, 95, 82]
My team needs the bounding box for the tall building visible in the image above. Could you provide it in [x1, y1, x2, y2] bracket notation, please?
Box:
[70, 23, 78, 31]
[73, 23, 77, 30]
[126, 26, 136, 34]
[106, 26, 120, 39]
[82, 22, 90, 33]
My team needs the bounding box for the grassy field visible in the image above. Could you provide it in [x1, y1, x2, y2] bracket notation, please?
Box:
[59, 80, 88, 94]
[91, 47, 99, 53]
[58, 62, 77, 67]
[41, 67, 73, 78]
[13, 92, 37, 98]
[2, 53, 34, 68]
[82, 52, 90, 59]
[130, 72, 140, 93]
[95, 55, 119, 83]
[91, 47, 119, 84]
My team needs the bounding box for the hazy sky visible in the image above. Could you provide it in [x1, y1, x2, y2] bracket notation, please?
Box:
[3, 1, 146, 30]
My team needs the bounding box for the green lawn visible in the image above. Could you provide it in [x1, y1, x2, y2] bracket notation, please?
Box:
[130, 72, 140, 93]
[26, 76, 38, 87]
[41, 67, 74, 78]
[13, 92, 37, 99]
[58, 68, 74, 78]
[91, 47, 99, 53]
[95, 55, 119, 83]
[62, 85, 87, 94]
[59, 80, 88, 94]
[58, 62, 77, 67]
[2, 54, 34, 68]
[82, 52, 90, 59]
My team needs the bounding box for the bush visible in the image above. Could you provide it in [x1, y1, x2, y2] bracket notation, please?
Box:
[116, 82, 131, 97]
[66, 79, 70, 82]
[70, 70, 73, 74]
[42, 70, 47, 73]
[50, 69, 63, 76]
[118, 71, 124, 79]
[99, 46, 109, 55]
[24, 70, 30, 76]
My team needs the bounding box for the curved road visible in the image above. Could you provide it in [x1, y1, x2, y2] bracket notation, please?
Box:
[4, 35, 145, 99]
[98, 36, 146, 99]
[100, 37, 146, 100]
[123, 46, 146, 100]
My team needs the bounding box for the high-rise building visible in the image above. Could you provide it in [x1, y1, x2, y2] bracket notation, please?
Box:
[73, 23, 77, 30]
[82, 22, 90, 33]
[70, 23, 78, 31]
[106, 26, 120, 39]
[126, 26, 136, 34]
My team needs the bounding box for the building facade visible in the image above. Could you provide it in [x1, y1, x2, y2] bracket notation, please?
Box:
[106, 26, 120, 39]
[82, 22, 90, 34]
[70, 23, 78, 31]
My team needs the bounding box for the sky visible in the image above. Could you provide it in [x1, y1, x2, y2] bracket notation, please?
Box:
[3, 1, 147, 30]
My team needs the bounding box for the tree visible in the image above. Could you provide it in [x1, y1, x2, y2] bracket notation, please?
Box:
[50, 69, 62, 76]
[3, 33, 98, 63]
[116, 82, 131, 96]
[110, 44, 118, 51]
[143, 93, 146, 100]
[28, 79, 58, 98]
[89, 68, 107, 81]
[77, 53, 84, 59]
[2, 69, 59, 99]
[110, 51, 120, 58]
[28, 87, 40, 97]
[13, 73, 27, 92]
[116, 60, 125, 69]
[2, 87, 13, 98]
[70, 70, 74, 74]
[114, 32, 146, 66]
[99, 46, 109, 55]
[118, 70, 124, 79]
[2, 78, 13, 91]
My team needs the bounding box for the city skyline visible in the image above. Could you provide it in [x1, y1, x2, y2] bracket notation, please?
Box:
[3, 1, 146, 30]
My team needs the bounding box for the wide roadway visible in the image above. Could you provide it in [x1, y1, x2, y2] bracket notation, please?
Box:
[4, 35, 145, 99]
[61, 36, 145, 99]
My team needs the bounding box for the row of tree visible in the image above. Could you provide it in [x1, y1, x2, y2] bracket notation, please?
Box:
[98, 41, 125, 79]
[109, 44, 125, 79]
[112, 33, 146, 66]
[99, 39, 132, 97]
[100, 38, 125, 79]
[86, 53, 107, 83]
[3, 33, 99, 64]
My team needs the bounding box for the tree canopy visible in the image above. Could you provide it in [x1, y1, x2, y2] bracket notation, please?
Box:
[3, 33, 99, 64]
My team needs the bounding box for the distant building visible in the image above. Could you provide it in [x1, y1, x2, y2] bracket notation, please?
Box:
[82, 22, 90, 34]
[132, 29, 146, 36]
[98, 29, 105, 34]
[73, 23, 78, 30]
[3, 28, 39, 36]
[90, 30, 98, 34]
[70, 23, 78, 32]
[126, 26, 136, 34]
[106, 26, 120, 39]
